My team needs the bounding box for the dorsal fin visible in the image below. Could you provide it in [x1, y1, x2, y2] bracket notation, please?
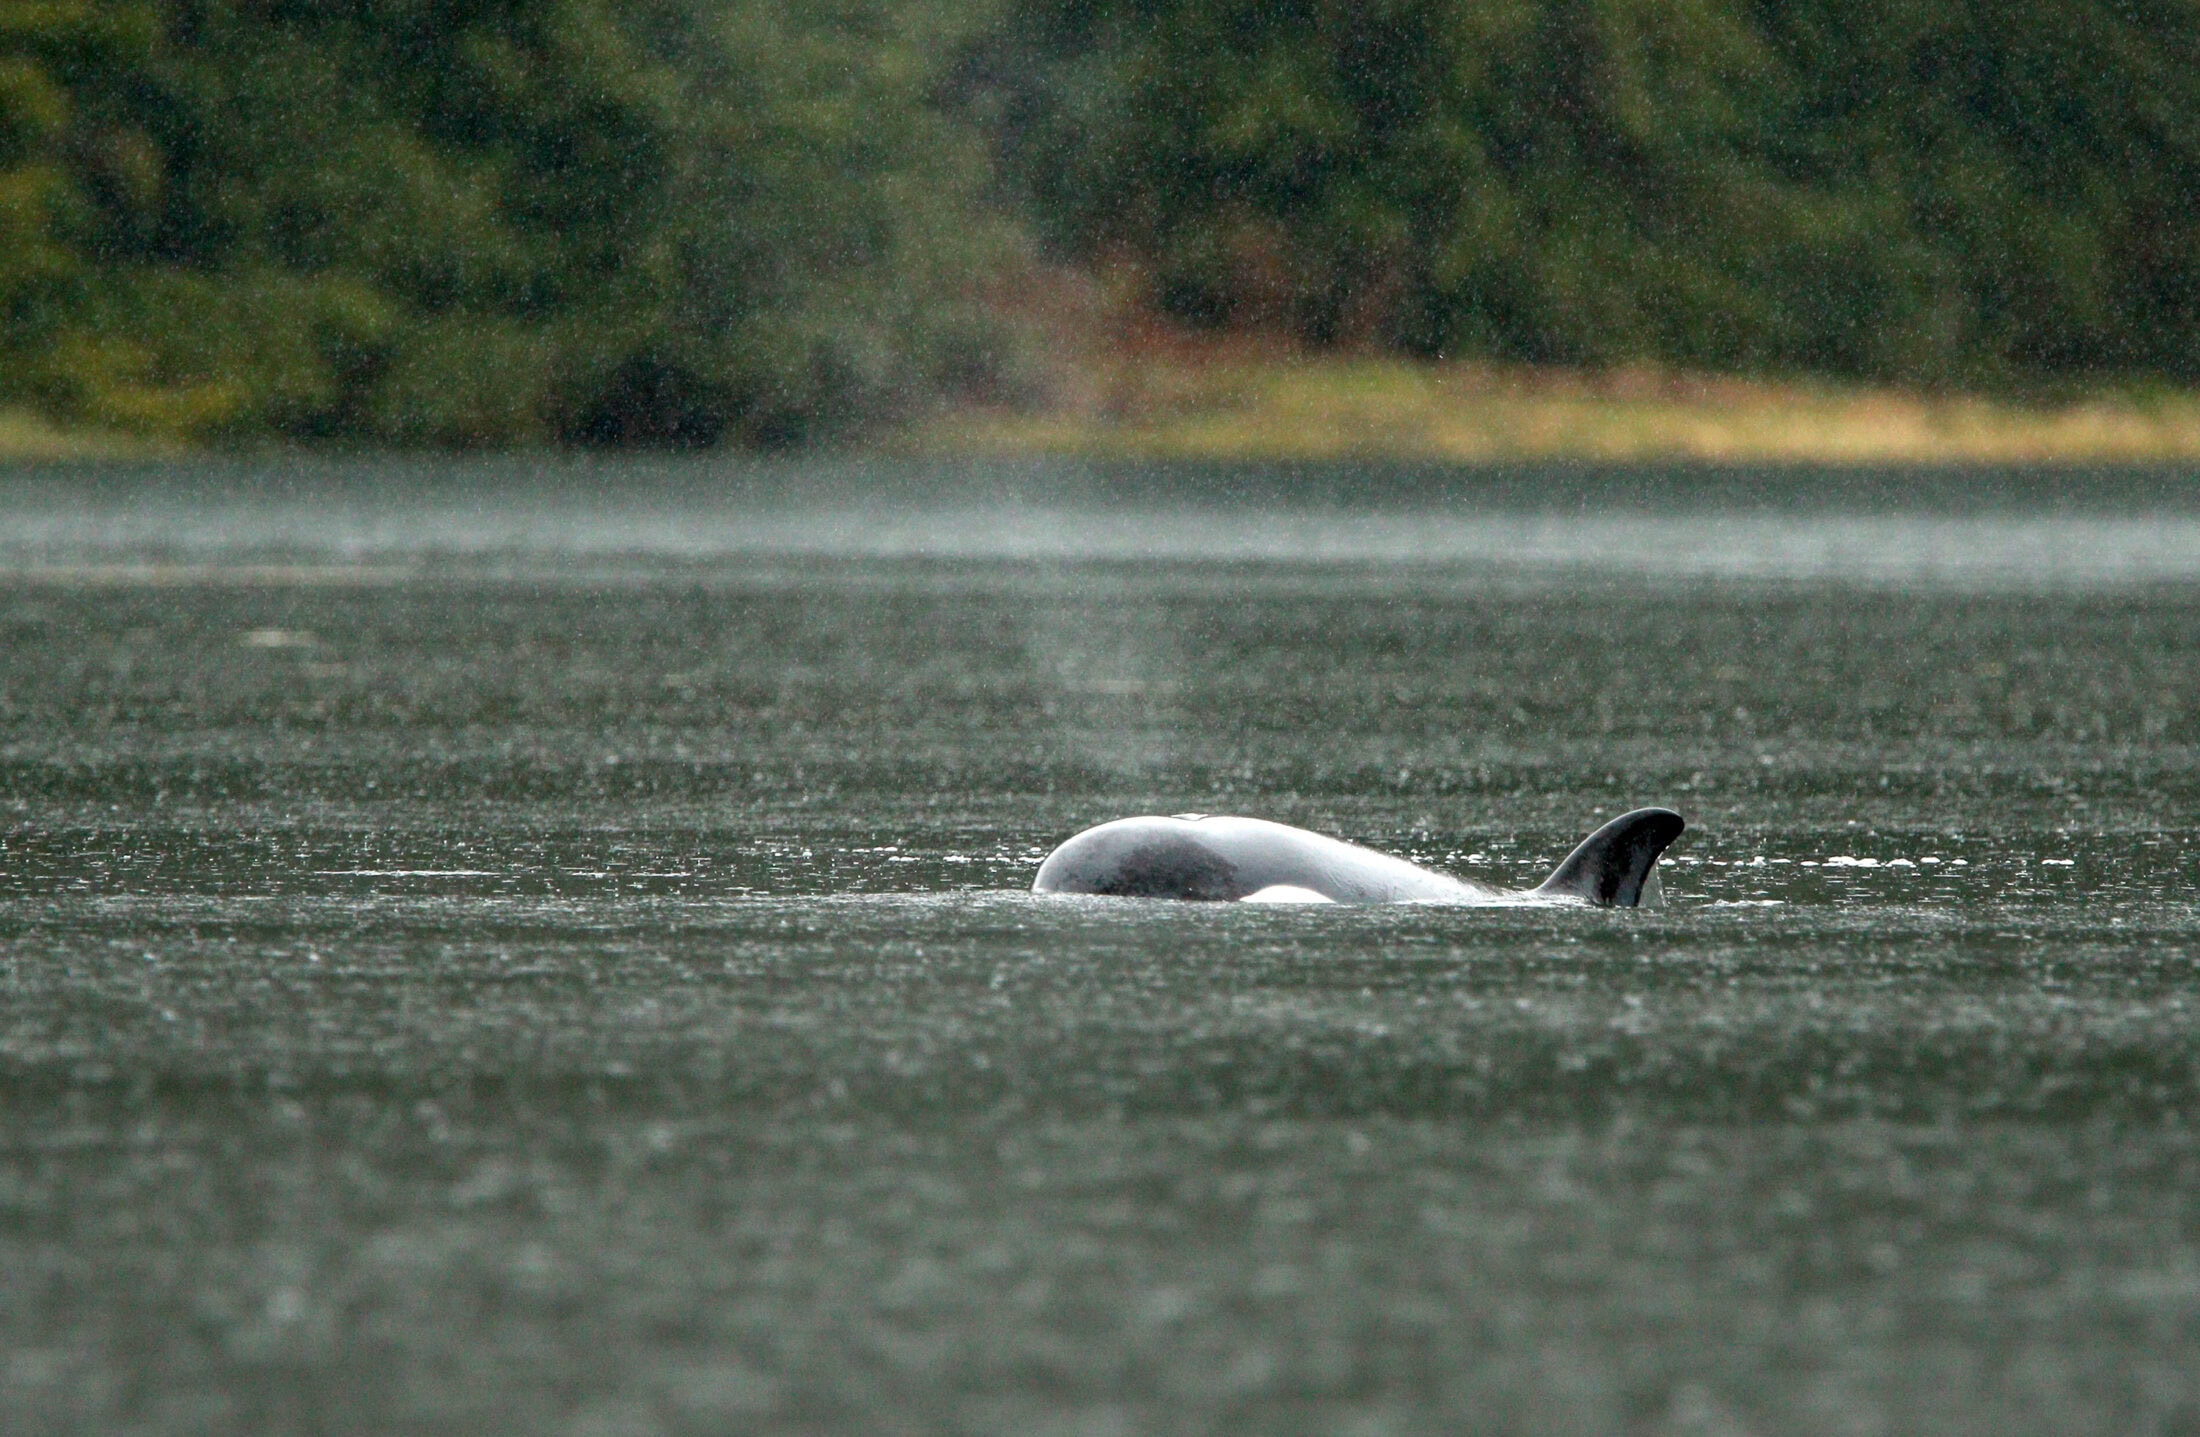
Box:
[1534, 808, 1686, 907]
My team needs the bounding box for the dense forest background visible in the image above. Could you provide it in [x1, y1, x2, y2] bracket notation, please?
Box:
[3, 0, 2198, 447]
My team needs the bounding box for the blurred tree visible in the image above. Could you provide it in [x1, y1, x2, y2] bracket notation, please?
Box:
[961, 0, 2200, 385]
[0, 0, 1015, 445]
[9, 0, 2197, 447]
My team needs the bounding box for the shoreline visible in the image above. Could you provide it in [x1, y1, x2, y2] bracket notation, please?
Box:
[11, 362, 2200, 467]
[0, 409, 173, 463]
[909, 356, 2200, 466]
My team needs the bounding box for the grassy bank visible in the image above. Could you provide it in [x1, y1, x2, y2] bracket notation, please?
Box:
[0, 410, 170, 463]
[914, 348, 2200, 465]
[12, 362, 2200, 468]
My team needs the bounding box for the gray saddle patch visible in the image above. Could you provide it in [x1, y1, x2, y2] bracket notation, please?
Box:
[1079, 837, 1240, 900]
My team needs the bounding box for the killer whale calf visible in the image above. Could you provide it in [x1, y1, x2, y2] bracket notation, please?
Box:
[1032, 807, 1685, 906]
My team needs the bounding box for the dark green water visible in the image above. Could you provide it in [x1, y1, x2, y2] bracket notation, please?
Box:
[2, 460, 2198, 1435]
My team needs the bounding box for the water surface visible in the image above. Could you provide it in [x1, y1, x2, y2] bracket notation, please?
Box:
[2, 459, 2197, 1435]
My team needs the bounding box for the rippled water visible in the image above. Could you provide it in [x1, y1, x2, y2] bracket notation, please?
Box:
[2, 459, 2197, 1435]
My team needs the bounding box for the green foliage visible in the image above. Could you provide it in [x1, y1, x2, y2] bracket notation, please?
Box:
[0, 0, 1015, 445]
[7, 0, 2197, 448]
[965, 0, 2200, 384]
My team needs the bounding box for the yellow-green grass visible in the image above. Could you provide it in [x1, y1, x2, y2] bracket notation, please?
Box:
[12, 362, 2200, 465]
[0, 408, 170, 462]
[914, 356, 2200, 465]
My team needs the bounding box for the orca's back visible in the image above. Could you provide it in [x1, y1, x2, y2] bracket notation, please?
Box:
[1033, 825, 1245, 899]
[1032, 815, 1480, 902]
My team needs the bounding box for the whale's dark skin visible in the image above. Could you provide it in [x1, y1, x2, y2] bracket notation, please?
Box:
[1033, 808, 1685, 906]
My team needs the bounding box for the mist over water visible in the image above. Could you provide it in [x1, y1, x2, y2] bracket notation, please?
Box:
[3, 459, 2197, 1435]
[10, 458, 2200, 585]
